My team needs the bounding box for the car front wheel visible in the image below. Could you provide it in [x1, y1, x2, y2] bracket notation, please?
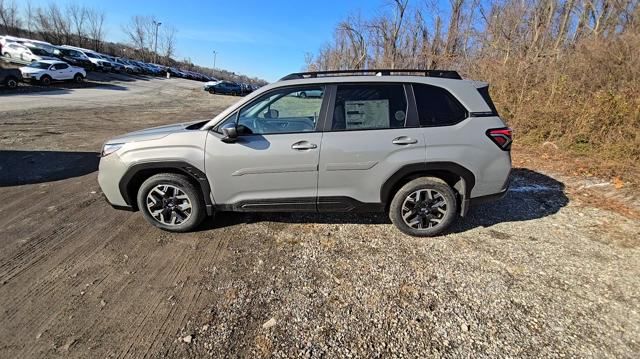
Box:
[5, 76, 18, 89]
[389, 177, 457, 237]
[40, 75, 52, 86]
[136, 173, 206, 232]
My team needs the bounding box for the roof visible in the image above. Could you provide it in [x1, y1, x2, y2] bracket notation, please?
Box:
[280, 69, 462, 81]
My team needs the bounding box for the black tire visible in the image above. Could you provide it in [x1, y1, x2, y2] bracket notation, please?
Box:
[3, 53, 10, 58]
[136, 173, 206, 232]
[74, 73, 84, 83]
[389, 177, 457, 237]
[40, 75, 52, 86]
[5, 76, 18, 89]
[208, 89, 215, 94]
[299, 91, 307, 98]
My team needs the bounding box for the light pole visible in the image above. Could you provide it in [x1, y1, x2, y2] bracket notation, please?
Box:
[212, 50, 217, 75]
[153, 20, 162, 64]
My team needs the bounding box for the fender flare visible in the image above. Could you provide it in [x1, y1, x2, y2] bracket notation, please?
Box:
[118, 161, 213, 215]
[380, 162, 476, 216]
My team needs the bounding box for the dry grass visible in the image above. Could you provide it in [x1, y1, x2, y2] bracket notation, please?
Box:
[474, 32, 640, 183]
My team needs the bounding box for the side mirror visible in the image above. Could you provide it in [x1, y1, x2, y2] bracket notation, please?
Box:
[220, 122, 238, 143]
[264, 109, 279, 119]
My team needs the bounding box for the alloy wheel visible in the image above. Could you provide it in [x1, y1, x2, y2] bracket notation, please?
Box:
[145, 184, 193, 226]
[401, 189, 448, 230]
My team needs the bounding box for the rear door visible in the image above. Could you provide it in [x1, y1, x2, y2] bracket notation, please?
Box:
[317, 83, 426, 209]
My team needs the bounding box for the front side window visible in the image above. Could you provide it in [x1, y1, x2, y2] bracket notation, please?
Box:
[236, 86, 324, 135]
[332, 84, 407, 130]
[413, 84, 467, 126]
[28, 62, 50, 69]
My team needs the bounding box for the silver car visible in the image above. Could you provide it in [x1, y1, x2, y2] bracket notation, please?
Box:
[98, 69, 512, 236]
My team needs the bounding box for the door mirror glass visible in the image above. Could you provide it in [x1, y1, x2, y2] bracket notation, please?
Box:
[220, 122, 238, 143]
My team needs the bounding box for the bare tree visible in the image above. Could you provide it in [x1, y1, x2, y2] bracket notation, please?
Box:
[68, 2, 88, 47]
[87, 8, 106, 51]
[160, 25, 177, 63]
[0, 0, 21, 33]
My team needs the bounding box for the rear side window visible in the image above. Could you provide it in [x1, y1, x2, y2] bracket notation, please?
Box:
[413, 84, 467, 127]
[332, 84, 407, 130]
[477, 86, 499, 115]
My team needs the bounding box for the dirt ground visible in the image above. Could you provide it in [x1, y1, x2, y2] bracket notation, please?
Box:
[0, 76, 639, 358]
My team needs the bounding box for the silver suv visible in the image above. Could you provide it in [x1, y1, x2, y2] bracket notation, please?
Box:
[98, 69, 512, 236]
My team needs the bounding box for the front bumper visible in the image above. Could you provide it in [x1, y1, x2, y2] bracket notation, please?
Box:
[98, 153, 130, 208]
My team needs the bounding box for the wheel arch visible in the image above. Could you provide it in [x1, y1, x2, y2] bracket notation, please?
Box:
[118, 161, 213, 215]
[380, 162, 476, 216]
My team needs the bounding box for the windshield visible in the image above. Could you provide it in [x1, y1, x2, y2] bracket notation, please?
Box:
[29, 48, 49, 56]
[28, 62, 51, 69]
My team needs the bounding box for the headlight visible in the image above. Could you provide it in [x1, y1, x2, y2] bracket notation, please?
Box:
[101, 143, 124, 157]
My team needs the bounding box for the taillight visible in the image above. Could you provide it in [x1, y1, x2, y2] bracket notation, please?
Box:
[486, 128, 513, 150]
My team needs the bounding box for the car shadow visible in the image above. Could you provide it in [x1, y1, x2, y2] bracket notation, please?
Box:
[198, 168, 569, 234]
[0, 150, 100, 186]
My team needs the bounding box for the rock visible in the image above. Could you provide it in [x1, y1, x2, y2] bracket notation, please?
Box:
[183, 335, 192, 343]
[262, 317, 277, 329]
[100, 299, 107, 307]
[202, 324, 209, 331]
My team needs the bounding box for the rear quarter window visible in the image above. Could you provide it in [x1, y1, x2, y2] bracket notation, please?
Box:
[412, 84, 467, 127]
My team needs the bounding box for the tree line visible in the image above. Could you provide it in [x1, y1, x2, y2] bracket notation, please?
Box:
[306, 0, 640, 176]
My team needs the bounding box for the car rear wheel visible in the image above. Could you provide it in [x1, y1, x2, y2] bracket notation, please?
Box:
[136, 173, 206, 232]
[74, 73, 84, 83]
[3, 53, 10, 58]
[40, 75, 52, 86]
[5, 76, 18, 89]
[389, 177, 457, 237]
[299, 91, 307, 98]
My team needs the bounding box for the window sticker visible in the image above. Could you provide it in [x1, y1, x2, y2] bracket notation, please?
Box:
[344, 99, 389, 129]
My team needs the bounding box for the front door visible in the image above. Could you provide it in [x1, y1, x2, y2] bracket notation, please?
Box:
[205, 85, 328, 211]
[317, 83, 426, 209]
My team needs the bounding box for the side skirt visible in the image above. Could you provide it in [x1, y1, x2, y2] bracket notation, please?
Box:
[214, 196, 385, 213]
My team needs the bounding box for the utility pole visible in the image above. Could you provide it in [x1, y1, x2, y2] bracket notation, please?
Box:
[153, 20, 162, 64]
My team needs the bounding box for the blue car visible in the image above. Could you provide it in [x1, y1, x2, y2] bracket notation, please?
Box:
[207, 81, 242, 95]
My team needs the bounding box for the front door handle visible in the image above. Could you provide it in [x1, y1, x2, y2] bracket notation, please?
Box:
[392, 136, 418, 145]
[291, 141, 318, 150]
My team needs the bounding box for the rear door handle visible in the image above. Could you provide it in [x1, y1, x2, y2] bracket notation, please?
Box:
[291, 141, 318, 150]
[392, 136, 418, 145]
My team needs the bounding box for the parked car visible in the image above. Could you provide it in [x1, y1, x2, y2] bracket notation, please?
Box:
[98, 69, 512, 236]
[60, 47, 111, 72]
[0, 68, 22, 88]
[98, 54, 125, 73]
[207, 81, 242, 95]
[2, 43, 57, 62]
[20, 60, 86, 85]
[53, 47, 94, 70]
[240, 83, 254, 96]
[115, 58, 142, 74]
[203, 80, 220, 91]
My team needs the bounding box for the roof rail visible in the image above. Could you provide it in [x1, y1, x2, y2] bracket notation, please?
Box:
[279, 69, 462, 81]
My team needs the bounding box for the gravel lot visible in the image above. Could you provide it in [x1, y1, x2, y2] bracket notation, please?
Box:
[0, 75, 638, 358]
